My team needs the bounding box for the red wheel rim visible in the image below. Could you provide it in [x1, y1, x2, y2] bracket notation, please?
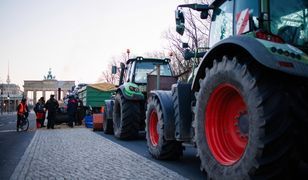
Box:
[149, 110, 159, 146]
[205, 83, 248, 165]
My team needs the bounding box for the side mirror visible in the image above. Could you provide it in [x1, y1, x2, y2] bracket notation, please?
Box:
[200, 11, 208, 19]
[111, 66, 117, 74]
[183, 49, 194, 60]
[212, 8, 221, 21]
[182, 42, 189, 48]
[175, 10, 185, 35]
[183, 49, 207, 60]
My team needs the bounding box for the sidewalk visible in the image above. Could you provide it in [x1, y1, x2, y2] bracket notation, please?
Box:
[10, 128, 187, 180]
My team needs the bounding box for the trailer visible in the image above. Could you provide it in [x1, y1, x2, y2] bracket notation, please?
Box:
[78, 83, 116, 128]
[78, 83, 115, 109]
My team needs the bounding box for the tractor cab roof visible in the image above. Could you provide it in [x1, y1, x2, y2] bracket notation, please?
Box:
[126, 56, 171, 65]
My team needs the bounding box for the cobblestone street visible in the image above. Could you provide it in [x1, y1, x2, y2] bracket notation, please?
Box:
[10, 128, 187, 180]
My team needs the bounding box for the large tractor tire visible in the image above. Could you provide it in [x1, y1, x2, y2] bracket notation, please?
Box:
[195, 57, 298, 179]
[113, 92, 140, 139]
[146, 97, 183, 160]
[103, 108, 113, 134]
[289, 81, 308, 163]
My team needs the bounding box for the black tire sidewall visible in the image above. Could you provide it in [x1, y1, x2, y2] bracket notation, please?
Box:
[146, 98, 164, 157]
[103, 104, 114, 134]
[113, 93, 122, 137]
[112, 92, 140, 139]
[146, 97, 183, 160]
[103, 111, 107, 132]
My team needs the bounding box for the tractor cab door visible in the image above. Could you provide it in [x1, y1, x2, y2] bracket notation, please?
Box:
[126, 61, 135, 83]
[209, 0, 234, 47]
[209, 0, 260, 47]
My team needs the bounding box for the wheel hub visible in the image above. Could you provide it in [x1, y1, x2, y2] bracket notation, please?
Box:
[236, 111, 249, 136]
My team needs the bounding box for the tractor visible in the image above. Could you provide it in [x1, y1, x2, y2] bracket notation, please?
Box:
[145, 0, 308, 179]
[103, 56, 177, 139]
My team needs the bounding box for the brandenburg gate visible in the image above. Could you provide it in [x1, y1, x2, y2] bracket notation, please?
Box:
[23, 69, 75, 105]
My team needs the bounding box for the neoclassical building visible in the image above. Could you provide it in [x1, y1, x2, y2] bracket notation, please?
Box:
[0, 83, 23, 113]
[23, 69, 75, 105]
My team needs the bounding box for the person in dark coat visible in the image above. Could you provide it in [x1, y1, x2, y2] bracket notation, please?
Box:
[67, 95, 77, 127]
[34, 97, 46, 128]
[45, 94, 59, 129]
[76, 97, 85, 126]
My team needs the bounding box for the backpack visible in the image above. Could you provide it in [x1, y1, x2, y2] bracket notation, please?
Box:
[34, 103, 44, 112]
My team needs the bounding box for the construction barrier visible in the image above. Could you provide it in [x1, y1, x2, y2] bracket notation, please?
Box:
[93, 113, 103, 131]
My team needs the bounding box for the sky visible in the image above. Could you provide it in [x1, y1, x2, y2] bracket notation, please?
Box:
[0, 0, 185, 90]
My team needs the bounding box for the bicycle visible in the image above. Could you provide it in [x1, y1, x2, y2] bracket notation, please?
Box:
[18, 116, 29, 131]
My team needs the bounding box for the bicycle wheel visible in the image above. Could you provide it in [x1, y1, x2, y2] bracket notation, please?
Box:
[20, 118, 29, 131]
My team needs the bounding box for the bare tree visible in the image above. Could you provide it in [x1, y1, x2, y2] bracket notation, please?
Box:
[98, 0, 213, 83]
[143, 51, 167, 59]
[163, 0, 212, 81]
[162, 28, 188, 78]
[97, 52, 130, 84]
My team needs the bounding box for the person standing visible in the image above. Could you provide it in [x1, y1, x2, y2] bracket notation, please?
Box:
[45, 94, 59, 129]
[76, 96, 84, 126]
[67, 95, 77, 128]
[40, 97, 46, 127]
[16, 98, 29, 132]
[34, 97, 46, 128]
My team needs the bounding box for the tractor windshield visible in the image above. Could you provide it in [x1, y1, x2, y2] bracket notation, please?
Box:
[134, 61, 172, 84]
[270, 0, 308, 50]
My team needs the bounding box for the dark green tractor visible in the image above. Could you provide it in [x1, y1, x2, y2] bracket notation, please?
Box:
[103, 57, 176, 139]
[145, 0, 308, 179]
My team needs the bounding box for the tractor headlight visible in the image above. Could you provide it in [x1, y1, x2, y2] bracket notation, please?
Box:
[129, 86, 139, 92]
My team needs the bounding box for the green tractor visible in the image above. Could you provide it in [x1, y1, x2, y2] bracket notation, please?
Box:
[146, 0, 308, 179]
[103, 57, 177, 139]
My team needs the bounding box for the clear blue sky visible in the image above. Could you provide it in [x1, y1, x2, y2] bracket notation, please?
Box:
[0, 0, 184, 89]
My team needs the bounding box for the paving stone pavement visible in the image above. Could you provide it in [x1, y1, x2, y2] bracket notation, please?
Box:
[10, 128, 187, 180]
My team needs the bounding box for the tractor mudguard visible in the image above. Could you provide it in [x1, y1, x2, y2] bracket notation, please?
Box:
[104, 99, 114, 120]
[192, 35, 308, 91]
[118, 83, 144, 101]
[150, 90, 176, 140]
